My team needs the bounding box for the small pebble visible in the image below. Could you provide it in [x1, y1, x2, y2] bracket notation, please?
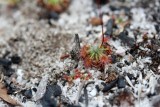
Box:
[11, 55, 21, 64]
[127, 73, 134, 80]
[158, 78, 160, 84]
[147, 92, 156, 98]
[22, 97, 26, 103]
[119, 30, 135, 47]
[95, 85, 100, 92]
[2, 67, 15, 76]
[117, 76, 126, 88]
[124, 60, 130, 65]
[32, 88, 37, 92]
[6, 84, 17, 94]
[105, 18, 114, 36]
[117, 63, 124, 68]
[49, 12, 59, 20]
[0, 58, 12, 67]
[155, 24, 159, 33]
[90, 88, 97, 97]
[111, 55, 117, 63]
[40, 84, 62, 107]
[79, 95, 84, 102]
[102, 79, 117, 92]
[40, 92, 57, 107]
[24, 89, 32, 99]
[49, 84, 62, 97]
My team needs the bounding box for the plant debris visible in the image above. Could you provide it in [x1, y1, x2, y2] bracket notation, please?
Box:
[0, 82, 21, 106]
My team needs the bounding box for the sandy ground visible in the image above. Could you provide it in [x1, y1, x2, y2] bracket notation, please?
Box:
[0, 0, 160, 107]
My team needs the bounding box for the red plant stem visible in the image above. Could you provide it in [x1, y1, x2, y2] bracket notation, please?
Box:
[101, 15, 104, 47]
[97, 0, 104, 47]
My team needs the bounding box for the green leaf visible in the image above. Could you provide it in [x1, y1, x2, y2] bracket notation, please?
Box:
[47, 0, 60, 5]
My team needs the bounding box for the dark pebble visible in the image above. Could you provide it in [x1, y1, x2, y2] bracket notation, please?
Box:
[40, 84, 62, 107]
[147, 92, 156, 98]
[32, 88, 37, 92]
[129, 44, 139, 56]
[62, 80, 67, 86]
[79, 95, 84, 102]
[109, 5, 119, 11]
[124, 60, 130, 65]
[7, 86, 16, 94]
[49, 11, 59, 20]
[11, 55, 21, 64]
[127, 73, 134, 80]
[6, 87, 13, 94]
[41, 97, 57, 107]
[158, 78, 160, 84]
[0, 58, 15, 76]
[22, 97, 26, 103]
[49, 84, 62, 97]
[4, 80, 17, 94]
[102, 79, 117, 92]
[39, 11, 59, 21]
[105, 19, 114, 36]
[117, 76, 126, 88]
[117, 63, 124, 68]
[24, 89, 32, 99]
[66, 70, 70, 75]
[110, 5, 130, 13]
[111, 55, 117, 63]
[74, 62, 78, 68]
[154, 24, 160, 33]
[152, 14, 158, 22]
[95, 85, 100, 92]
[2, 67, 15, 77]
[0, 58, 12, 67]
[86, 30, 92, 37]
[119, 30, 135, 47]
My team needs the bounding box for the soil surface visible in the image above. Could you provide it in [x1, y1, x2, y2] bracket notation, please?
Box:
[0, 0, 160, 107]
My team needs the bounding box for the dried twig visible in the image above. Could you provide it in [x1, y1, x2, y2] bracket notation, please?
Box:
[70, 34, 81, 62]
[0, 73, 4, 82]
[84, 81, 95, 107]
[0, 83, 21, 106]
[75, 80, 86, 104]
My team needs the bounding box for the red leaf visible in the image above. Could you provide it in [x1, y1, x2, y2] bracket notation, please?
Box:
[60, 54, 70, 60]
[103, 37, 109, 43]
[100, 55, 110, 64]
[84, 57, 92, 68]
[80, 45, 89, 58]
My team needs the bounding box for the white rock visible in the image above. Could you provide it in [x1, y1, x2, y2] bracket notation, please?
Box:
[34, 74, 48, 101]
[90, 88, 97, 97]
[16, 69, 24, 84]
[115, 47, 126, 56]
